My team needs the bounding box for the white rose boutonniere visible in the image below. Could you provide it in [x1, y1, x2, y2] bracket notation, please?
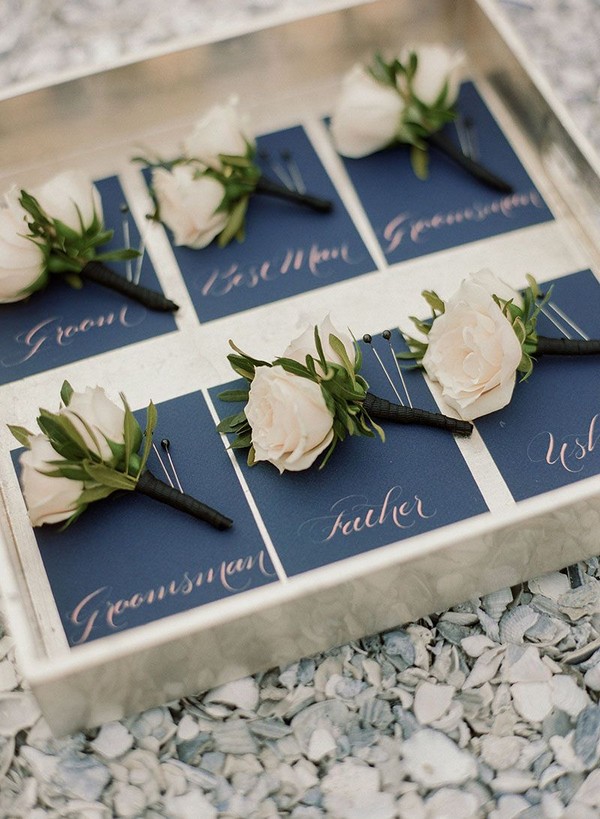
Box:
[218, 318, 473, 473]
[330, 45, 512, 192]
[136, 99, 333, 250]
[10, 381, 232, 530]
[401, 270, 600, 421]
[15, 170, 178, 312]
[0, 188, 47, 303]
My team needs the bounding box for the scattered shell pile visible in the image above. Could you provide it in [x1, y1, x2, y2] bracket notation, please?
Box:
[1, 563, 600, 817]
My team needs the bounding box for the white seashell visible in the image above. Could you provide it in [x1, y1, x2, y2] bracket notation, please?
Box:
[211, 720, 258, 755]
[291, 700, 350, 753]
[510, 681, 552, 722]
[550, 675, 590, 718]
[413, 681, 455, 725]
[539, 762, 567, 789]
[113, 783, 147, 817]
[430, 701, 464, 734]
[359, 697, 393, 729]
[573, 705, 600, 766]
[401, 728, 477, 788]
[323, 789, 397, 819]
[501, 645, 552, 683]
[176, 714, 199, 742]
[564, 638, 600, 665]
[321, 758, 380, 795]
[0, 659, 18, 692]
[90, 722, 133, 760]
[572, 768, 600, 807]
[462, 646, 505, 689]
[204, 677, 259, 712]
[499, 605, 539, 644]
[362, 658, 382, 687]
[490, 768, 538, 793]
[0, 693, 41, 736]
[583, 663, 600, 691]
[460, 634, 497, 657]
[549, 734, 586, 773]
[480, 735, 524, 771]
[397, 790, 427, 819]
[540, 792, 566, 819]
[528, 571, 570, 600]
[425, 787, 479, 818]
[558, 580, 600, 621]
[0, 735, 15, 780]
[482, 588, 513, 620]
[306, 727, 336, 762]
[488, 793, 531, 819]
[162, 790, 218, 819]
[477, 609, 501, 642]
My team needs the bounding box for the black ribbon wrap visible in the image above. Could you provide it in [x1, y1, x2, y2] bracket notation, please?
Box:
[427, 132, 513, 194]
[255, 176, 333, 213]
[135, 469, 233, 530]
[364, 392, 473, 437]
[535, 336, 600, 356]
[79, 260, 179, 313]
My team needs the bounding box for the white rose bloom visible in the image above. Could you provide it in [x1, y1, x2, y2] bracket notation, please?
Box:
[330, 64, 405, 158]
[0, 188, 46, 303]
[20, 435, 84, 527]
[470, 268, 523, 308]
[153, 165, 228, 249]
[406, 44, 465, 107]
[246, 367, 334, 473]
[422, 275, 523, 420]
[60, 386, 126, 462]
[33, 170, 103, 233]
[184, 100, 254, 169]
[284, 315, 356, 370]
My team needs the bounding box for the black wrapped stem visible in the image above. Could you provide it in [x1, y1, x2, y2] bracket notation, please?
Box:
[80, 260, 179, 313]
[136, 469, 233, 530]
[364, 392, 473, 437]
[256, 176, 333, 213]
[427, 132, 513, 194]
[536, 336, 600, 356]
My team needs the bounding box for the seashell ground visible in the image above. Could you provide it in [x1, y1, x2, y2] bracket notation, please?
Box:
[2, 0, 600, 816]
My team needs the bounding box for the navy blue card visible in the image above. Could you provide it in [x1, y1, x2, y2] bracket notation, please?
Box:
[211, 332, 488, 576]
[0, 176, 177, 386]
[334, 82, 553, 265]
[156, 126, 376, 322]
[475, 270, 600, 500]
[15, 391, 277, 646]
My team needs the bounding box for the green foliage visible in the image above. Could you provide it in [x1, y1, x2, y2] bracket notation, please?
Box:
[19, 189, 138, 287]
[8, 381, 156, 528]
[217, 328, 384, 470]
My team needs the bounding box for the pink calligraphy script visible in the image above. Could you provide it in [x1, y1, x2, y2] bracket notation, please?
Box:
[2, 305, 146, 367]
[299, 486, 436, 544]
[383, 190, 545, 253]
[527, 413, 600, 474]
[68, 549, 275, 644]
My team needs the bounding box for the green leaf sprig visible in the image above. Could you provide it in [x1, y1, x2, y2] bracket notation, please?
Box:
[9, 381, 156, 528]
[19, 192, 138, 288]
[368, 51, 457, 179]
[217, 328, 384, 469]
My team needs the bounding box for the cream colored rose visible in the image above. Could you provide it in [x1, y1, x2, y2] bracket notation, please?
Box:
[20, 435, 84, 527]
[184, 100, 254, 169]
[0, 188, 46, 303]
[60, 386, 126, 462]
[423, 275, 523, 420]
[405, 44, 465, 107]
[284, 315, 356, 370]
[33, 170, 103, 232]
[330, 64, 405, 158]
[153, 165, 227, 248]
[245, 366, 334, 473]
[470, 267, 523, 307]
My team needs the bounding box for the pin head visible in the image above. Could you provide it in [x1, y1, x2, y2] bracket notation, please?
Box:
[160, 438, 170, 451]
[382, 330, 391, 341]
[119, 203, 129, 214]
[362, 333, 372, 344]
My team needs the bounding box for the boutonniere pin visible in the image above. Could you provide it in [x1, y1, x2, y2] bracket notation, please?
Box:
[330, 45, 512, 192]
[9, 382, 232, 530]
[400, 269, 600, 420]
[217, 316, 472, 474]
[135, 99, 333, 250]
[4, 171, 178, 312]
